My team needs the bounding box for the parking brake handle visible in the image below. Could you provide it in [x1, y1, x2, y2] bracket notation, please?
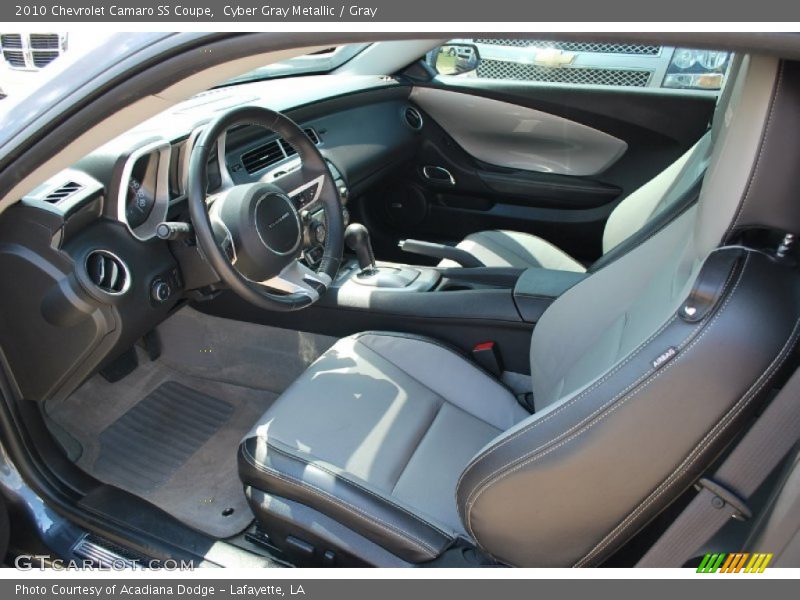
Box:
[399, 239, 484, 268]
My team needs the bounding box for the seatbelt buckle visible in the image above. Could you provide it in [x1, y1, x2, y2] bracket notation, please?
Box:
[472, 341, 503, 377]
[695, 477, 753, 521]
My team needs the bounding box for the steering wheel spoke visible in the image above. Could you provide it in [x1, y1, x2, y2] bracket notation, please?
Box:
[285, 173, 326, 210]
[187, 106, 343, 312]
[261, 260, 332, 302]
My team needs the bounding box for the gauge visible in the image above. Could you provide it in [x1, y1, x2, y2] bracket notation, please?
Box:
[125, 177, 155, 229]
[117, 141, 171, 241]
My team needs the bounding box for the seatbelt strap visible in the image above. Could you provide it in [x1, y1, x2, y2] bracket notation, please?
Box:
[637, 364, 800, 567]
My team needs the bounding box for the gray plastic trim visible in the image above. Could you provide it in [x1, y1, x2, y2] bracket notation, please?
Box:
[116, 139, 172, 241]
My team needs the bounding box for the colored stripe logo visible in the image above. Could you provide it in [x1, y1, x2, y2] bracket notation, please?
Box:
[697, 552, 773, 573]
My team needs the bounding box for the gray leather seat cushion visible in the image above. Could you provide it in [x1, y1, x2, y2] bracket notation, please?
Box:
[439, 229, 586, 272]
[238, 331, 528, 561]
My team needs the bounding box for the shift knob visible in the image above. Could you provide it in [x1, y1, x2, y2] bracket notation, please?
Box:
[345, 223, 376, 273]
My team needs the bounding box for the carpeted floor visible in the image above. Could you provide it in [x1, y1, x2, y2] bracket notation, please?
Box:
[45, 307, 337, 539]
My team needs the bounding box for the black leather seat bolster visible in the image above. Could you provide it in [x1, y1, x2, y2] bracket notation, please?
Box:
[456, 248, 800, 567]
[238, 437, 454, 563]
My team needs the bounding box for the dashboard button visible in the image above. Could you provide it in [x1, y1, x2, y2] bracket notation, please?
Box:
[313, 222, 327, 244]
[151, 279, 172, 303]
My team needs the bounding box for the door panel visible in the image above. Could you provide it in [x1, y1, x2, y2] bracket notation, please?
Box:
[411, 87, 628, 176]
[358, 80, 715, 264]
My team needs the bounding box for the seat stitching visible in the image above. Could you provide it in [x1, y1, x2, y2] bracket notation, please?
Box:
[390, 400, 445, 494]
[241, 444, 438, 557]
[464, 253, 745, 538]
[462, 253, 747, 542]
[262, 438, 454, 539]
[456, 314, 682, 498]
[357, 333, 515, 426]
[577, 301, 800, 566]
[455, 256, 737, 499]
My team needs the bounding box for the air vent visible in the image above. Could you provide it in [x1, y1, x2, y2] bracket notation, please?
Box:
[240, 139, 285, 174]
[241, 129, 322, 173]
[304, 128, 320, 144]
[403, 106, 423, 131]
[283, 128, 321, 158]
[43, 181, 84, 203]
[85, 250, 130, 295]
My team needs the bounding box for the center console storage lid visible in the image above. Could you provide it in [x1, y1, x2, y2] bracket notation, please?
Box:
[513, 267, 588, 323]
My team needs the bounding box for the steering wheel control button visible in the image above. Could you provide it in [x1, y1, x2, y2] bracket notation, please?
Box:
[313, 222, 327, 244]
[187, 106, 343, 312]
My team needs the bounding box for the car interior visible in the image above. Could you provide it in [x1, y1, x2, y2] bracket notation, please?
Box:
[1, 34, 800, 568]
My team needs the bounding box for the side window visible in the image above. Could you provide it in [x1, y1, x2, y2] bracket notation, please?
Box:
[428, 39, 731, 92]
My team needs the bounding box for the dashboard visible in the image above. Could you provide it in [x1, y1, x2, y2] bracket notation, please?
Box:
[0, 75, 423, 403]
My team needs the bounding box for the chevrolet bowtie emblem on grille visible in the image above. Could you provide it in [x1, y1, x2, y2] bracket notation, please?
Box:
[268, 212, 291, 229]
[533, 48, 576, 67]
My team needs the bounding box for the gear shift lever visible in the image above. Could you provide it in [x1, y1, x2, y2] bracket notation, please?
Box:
[345, 223, 376, 274]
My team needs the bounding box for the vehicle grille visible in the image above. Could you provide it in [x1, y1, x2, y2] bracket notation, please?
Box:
[477, 60, 652, 87]
[2, 50, 25, 68]
[29, 33, 60, 49]
[474, 39, 661, 55]
[0, 33, 22, 49]
[32, 50, 59, 68]
[0, 32, 63, 69]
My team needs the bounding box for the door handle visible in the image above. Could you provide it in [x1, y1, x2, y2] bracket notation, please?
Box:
[422, 165, 456, 186]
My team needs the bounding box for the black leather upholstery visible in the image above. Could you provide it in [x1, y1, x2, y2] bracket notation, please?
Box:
[458, 248, 800, 566]
[239, 437, 454, 562]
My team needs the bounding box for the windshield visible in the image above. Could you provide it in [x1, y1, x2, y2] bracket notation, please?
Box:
[217, 44, 370, 87]
[0, 37, 370, 113]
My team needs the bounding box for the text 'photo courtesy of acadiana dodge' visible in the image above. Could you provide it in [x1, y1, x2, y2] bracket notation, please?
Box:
[16, 585, 308, 597]
[31, 4, 380, 18]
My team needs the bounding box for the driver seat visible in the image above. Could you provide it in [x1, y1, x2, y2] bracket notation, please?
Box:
[238, 56, 800, 566]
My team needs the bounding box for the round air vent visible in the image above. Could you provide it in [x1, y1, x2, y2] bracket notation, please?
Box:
[85, 250, 131, 295]
[403, 106, 424, 131]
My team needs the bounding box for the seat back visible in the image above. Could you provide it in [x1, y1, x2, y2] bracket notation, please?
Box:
[456, 56, 800, 567]
[600, 133, 710, 256]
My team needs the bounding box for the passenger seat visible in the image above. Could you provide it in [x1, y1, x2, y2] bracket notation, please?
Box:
[440, 133, 711, 272]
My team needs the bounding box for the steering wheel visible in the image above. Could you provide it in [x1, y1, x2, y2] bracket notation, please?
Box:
[187, 106, 344, 311]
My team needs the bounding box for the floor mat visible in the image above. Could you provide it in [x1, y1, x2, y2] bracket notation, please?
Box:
[94, 382, 234, 493]
[45, 308, 335, 540]
[46, 357, 280, 539]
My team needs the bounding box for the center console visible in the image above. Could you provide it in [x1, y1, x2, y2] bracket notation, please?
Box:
[196, 223, 588, 374]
